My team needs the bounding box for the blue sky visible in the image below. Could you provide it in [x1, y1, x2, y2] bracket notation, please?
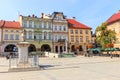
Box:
[0, 0, 120, 32]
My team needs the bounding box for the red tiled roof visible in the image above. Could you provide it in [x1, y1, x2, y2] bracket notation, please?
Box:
[0, 20, 22, 29]
[106, 11, 120, 24]
[67, 19, 91, 29]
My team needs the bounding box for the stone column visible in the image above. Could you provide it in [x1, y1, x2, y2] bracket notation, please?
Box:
[17, 42, 30, 68]
[62, 46, 64, 52]
[58, 45, 60, 53]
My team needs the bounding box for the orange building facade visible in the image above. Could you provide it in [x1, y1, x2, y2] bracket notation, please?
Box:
[68, 19, 92, 55]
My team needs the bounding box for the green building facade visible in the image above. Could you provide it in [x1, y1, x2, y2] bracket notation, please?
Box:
[19, 14, 53, 52]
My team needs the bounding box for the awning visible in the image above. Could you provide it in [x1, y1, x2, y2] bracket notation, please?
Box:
[104, 48, 120, 51]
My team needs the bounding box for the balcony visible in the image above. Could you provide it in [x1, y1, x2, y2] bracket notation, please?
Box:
[58, 39, 65, 42]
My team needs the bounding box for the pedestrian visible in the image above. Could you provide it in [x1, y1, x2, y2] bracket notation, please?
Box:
[6, 54, 10, 60]
[111, 54, 113, 59]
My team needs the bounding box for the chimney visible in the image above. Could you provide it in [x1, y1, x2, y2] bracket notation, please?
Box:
[32, 14, 35, 17]
[72, 17, 76, 20]
[28, 15, 31, 17]
[41, 13, 44, 18]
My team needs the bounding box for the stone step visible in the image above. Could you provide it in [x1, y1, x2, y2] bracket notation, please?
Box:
[8, 67, 41, 72]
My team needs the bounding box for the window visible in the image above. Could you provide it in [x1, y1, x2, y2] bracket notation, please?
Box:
[59, 35, 62, 39]
[15, 35, 19, 40]
[11, 30, 14, 32]
[55, 35, 58, 41]
[34, 22, 37, 28]
[86, 30, 88, 34]
[76, 36, 79, 42]
[63, 26, 66, 31]
[23, 21, 27, 27]
[29, 32, 32, 39]
[71, 36, 74, 42]
[44, 33, 47, 40]
[80, 36, 83, 42]
[49, 34, 52, 40]
[29, 21, 32, 28]
[5, 30, 8, 32]
[80, 30, 82, 34]
[10, 34, 14, 40]
[48, 23, 51, 29]
[39, 34, 42, 40]
[16, 30, 19, 32]
[59, 26, 62, 31]
[4, 34, 8, 40]
[63, 35, 66, 40]
[54, 26, 57, 31]
[75, 30, 78, 34]
[86, 36, 89, 43]
[44, 22, 47, 29]
[39, 22, 42, 28]
[70, 30, 73, 34]
[58, 16, 63, 20]
[34, 34, 38, 40]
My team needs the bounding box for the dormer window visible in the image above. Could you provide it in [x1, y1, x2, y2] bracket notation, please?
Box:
[11, 30, 14, 32]
[57, 16, 63, 20]
[16, 30, 19, 32]
[5, 30, 8, 32]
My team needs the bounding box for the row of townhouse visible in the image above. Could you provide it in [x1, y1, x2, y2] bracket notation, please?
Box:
[0, 12, 92, 55]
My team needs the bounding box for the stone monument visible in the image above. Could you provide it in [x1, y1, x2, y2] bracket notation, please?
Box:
[17, 42, 30, 68]
[9, 42, 40, 72]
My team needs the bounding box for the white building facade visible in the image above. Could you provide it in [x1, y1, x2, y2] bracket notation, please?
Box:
[52, 12, 68, 53]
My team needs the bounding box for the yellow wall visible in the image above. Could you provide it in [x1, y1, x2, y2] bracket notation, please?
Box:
[68, 28, 92, 43]
[3, 28, 23, 42]
[68, 28, 92, 51]
[107, 21, 120, 48]
[107, 21, 120, 43]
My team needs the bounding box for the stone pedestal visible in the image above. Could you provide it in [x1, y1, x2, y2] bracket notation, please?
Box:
[8, 42, 40, 72]
[17, 42, 30, 68]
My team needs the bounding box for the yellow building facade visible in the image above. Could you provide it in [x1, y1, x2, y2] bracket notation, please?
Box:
[0, 20, 23, 55]
[68, 19, 92, 55]
[106, 10, 120, 48]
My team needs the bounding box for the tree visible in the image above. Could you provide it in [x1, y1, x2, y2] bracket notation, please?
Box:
[96, 22, 116, 49]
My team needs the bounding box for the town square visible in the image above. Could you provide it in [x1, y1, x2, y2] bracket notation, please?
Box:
[0, 56, 120, 80]
[0, 0, 120, 80]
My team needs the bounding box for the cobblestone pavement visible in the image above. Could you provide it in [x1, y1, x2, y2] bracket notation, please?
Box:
[0, 56, 120, 80]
